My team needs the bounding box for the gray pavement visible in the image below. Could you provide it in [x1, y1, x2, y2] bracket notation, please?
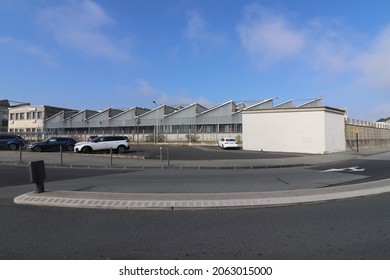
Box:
[0, 147, 364, 168]
[7, 146, 390, 210]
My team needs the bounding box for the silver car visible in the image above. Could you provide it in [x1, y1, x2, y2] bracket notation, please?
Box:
[74, 136, 129, 153]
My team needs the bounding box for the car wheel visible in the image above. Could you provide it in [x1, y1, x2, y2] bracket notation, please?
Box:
[66, 145, 74, 151]
[117, 145, 126, 154]
[8, 143, 17, 150]
[33, 146, 42, 152]
[81, 147, 92, 153]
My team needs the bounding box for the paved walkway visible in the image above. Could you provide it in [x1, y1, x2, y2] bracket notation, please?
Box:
[9, 147, 390, 210]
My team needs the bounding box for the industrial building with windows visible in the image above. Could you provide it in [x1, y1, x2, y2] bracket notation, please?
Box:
[7, 97, 323, 143]
[6, 97, 390, 154]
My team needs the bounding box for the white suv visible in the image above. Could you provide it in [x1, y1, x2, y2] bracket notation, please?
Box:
[74, 136, 129, 154]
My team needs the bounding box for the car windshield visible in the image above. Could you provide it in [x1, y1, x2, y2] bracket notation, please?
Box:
[92, 137, 103, 143]
[226, 139, 236, 142]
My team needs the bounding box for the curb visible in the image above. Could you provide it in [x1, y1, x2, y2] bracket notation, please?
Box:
[14, 179, 390, 210]
[0, 160, 311, 170]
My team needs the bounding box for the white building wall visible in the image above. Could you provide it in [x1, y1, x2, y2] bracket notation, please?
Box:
[242, 107, 346, 154]
[324, 111, 346, 153]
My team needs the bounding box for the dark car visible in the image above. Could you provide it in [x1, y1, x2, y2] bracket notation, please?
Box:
[26, 137, 76, 152]
[0, 134, 25, 150]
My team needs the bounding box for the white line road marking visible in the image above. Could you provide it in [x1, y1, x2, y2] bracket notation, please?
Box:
[321, 166, 365, 172]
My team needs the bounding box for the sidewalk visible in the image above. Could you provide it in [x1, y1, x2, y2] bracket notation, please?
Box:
[10, 147, 390, 210]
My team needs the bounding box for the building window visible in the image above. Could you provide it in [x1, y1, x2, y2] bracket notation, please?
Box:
[10, 114, 14, 120]
[15, 113, 19, 120]
[199, 125, 217, 133]
[219, 124, 228, 133]
[20, 113, 25, 120]
[37, 112, 43, 119]
[32, 112, 36, 119]
[27, 112, 31, 119]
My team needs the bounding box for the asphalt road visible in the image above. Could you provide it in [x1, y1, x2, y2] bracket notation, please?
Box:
[4, 144, 302, 161]
[137, 145, 301, 160]
[0, 163, 368, 193]
[1, 193, 390, 259]
[310, 156, 390, 185]
[0, 164, 132, 188]
[1, 149, 390, 259]
[3, 151, 390, 193]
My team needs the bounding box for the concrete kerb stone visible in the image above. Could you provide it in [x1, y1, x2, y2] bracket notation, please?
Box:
[1, 159, 314, 170]
[13, 178, 390, 210]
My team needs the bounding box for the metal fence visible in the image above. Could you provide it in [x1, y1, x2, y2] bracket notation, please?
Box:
[345, 119, 390, 151]
[16, 130, 242, 145]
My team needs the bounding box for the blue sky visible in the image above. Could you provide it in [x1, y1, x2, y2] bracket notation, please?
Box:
[1, 0, 389, 120]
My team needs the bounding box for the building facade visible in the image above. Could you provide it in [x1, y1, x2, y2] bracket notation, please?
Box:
[8, 105, 73, 134]
[0, 100, 9, 132]
[43, 100, 263, 142]
[242, 106, 347, 154]
[7, 98, 325, 142]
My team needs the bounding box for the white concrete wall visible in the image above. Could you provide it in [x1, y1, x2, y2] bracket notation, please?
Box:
[324, 111, 346, 153]
[242, 107, 346, 154]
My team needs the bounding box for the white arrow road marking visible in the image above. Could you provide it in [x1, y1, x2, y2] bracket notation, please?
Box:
[321, 166, 365, 172]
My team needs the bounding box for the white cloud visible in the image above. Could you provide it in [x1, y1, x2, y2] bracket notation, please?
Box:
[351, 25, 390, 91]
[121, 80, 212, 107]
[236, 4, 390, 95]
[125, 80, 160, 98]
[186, 10, 207, 40]
[236, 4, 305, 67]
[185, 10, 226, 52]
[0, 36, 56, 66]
[36, 0, 130, 62]
[312, 24, 390, 95]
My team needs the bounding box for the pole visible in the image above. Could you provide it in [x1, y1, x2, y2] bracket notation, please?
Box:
[19, 145, 22, 163]
[356, 133, 359, 153]
[60, 145, 63, 165]
[110, 148, 113, 165]
[160, 147, 162, 161]
[29, 160, 46, 193]
[156, 109, 159, 143]
[167, 147, 170, 166]
[137, 121, 139, 159]
[153, 101, 158, 143]
[136, 117, 141, 159]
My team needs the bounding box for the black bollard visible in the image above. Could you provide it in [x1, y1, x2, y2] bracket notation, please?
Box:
[29, 160, 46, 193]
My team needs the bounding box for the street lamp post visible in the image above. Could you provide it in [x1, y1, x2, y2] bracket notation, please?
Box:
[153, 101, 159, 143]
[136, 116, 140, 158]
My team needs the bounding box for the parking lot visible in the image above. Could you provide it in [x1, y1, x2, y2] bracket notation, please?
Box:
[133, 144, 302, 161]
[1, 143, 302, 162]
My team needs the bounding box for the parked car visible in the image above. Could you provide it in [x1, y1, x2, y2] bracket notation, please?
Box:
[26, 137, 76, 152]
[0, 134, 24, 150]
[87, 135, 99, 141]
[74, 136, 130, 154]
[218, 137, 239, 149]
